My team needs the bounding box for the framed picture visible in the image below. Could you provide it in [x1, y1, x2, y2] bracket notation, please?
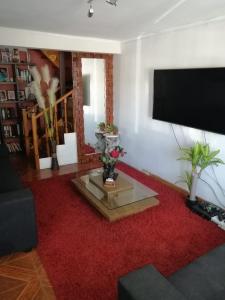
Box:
[19, 50, 28, 63]
[18, 90, 25, 101]
[7, 90, 15, 100]
[0, 90, 7, 101]
[0, 67, 9, 82]
[12, 48, 20, 63]
[1, 51, 8, 63]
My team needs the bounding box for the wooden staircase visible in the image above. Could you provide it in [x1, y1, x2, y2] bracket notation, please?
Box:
[41, 50, 60, 68]
[22, 90, 74, 170]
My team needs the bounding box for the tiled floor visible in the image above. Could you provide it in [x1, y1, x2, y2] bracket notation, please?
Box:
[0, 154, 102, 299]
[0, 250, 56, 300]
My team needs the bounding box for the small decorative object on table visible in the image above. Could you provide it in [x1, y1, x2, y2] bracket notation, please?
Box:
[97, 121, 126, 186]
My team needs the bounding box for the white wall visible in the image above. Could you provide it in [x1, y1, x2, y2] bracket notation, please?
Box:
[115, 21, 225, 208]
[0, 26, 121, 54]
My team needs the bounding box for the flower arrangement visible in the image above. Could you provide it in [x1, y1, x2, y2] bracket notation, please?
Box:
[96, 122, 126, 184]
[30, 65, 59, 142]
[100, 145, 126, 184]
[30, 65, 59, 169]
[100, 145, 125, 165]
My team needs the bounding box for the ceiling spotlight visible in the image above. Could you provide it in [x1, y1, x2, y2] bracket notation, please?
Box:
[87, 0, 118, 18]
[88, 0, 94, 17]
[88, 4, 94, 17]
[106, 0, 118, 6]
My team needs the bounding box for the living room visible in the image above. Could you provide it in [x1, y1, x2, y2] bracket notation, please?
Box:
[1, 1, 225, 299]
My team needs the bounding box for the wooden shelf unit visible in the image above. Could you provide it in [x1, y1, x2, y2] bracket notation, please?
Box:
[0, 47, 35, 153]
[0, 81, 16, 85]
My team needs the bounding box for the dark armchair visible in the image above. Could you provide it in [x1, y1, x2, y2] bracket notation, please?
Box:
[0, 145, 37, 256]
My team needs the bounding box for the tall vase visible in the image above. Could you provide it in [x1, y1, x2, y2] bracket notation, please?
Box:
[103, 163, 118, 182]
[50, 139, 59, 170]
[189, 172, 198, 202]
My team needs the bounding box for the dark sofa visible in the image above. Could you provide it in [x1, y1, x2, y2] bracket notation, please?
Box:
[0, 144, 37, 256]
[118, 243, 225, 300]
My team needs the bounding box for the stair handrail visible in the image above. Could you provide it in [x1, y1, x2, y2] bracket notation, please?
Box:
[22, 89, 73, 169]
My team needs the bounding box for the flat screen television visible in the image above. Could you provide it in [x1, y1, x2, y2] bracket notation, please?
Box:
[153, 67, 225, 135]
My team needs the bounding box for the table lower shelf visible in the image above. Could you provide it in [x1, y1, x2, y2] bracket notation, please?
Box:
[72, 178, 159, 222]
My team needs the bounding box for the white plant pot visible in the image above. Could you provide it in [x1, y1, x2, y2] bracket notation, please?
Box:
[39, 132, 78, 169]
[189, 173, 198, 201]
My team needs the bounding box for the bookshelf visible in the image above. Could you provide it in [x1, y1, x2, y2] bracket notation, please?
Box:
[0, 47, 35, 153]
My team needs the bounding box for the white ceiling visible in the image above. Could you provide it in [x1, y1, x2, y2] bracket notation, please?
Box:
[1, 0, 225, 41]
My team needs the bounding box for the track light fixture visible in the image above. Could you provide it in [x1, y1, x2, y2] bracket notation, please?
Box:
[87, 0, 118, 18]
[106, 0, 118, 6]
[87, 0, 94, 18]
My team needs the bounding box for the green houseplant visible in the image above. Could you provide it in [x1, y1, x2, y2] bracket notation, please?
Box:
[97, 122, 106, 132]
[178, 142, 224, 202]
[105, 123, 118, 135]
[97, 122, 118, 135]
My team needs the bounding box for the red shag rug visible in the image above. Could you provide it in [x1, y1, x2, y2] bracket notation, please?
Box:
[29, 163, 225, 300]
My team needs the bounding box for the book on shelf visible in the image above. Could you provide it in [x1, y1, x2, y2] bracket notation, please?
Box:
[6, 142, 22, 153]
[16, 68, 32, 83]
[0, 48, 30, 64]
[3, 124, 20, 137]
[1, 108, 16, 120]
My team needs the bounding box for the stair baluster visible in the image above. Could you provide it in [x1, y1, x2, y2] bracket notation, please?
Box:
[22, 90, 73, 169]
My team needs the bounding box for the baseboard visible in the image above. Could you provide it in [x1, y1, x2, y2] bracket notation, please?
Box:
[141, 168, 225, 230]
[141, 169, 188, 197]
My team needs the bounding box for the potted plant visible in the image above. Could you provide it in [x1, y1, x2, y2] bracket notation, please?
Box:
[30, 65, 59, 170]
[97, 122, 118, 135]
[95, 122, 119, 153]
[97, 122, 106, 132]
[178, 142, 224, 203]
[105, 123, 118, 135]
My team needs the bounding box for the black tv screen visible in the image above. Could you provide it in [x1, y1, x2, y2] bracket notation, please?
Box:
[153, 68, 225, 135]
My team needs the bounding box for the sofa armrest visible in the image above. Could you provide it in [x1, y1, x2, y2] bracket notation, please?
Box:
[0, 188, 33, 205]
[0, 188, 37, 256]
[118, 265, 186, 300]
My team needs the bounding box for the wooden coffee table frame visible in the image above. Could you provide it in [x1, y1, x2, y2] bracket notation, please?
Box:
[72, 170, 159, 222]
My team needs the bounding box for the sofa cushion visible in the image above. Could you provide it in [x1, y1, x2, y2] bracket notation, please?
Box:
[212, 288, 225, 300]
[119, 265, 185, 300]
[168, 244, 225, 300]
[0, 158, 22, 193]
[0, 188, 37, 256]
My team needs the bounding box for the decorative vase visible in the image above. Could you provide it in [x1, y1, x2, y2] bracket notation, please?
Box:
[50, 139, 59, 170]
[189, 172, 198, 202]
[103, 163, 118, 182]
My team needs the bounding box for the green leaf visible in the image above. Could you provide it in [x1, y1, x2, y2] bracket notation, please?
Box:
[178, 141, 224, 173]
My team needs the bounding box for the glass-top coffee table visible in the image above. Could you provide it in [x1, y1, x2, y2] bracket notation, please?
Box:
[72, 168, 159, 222]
